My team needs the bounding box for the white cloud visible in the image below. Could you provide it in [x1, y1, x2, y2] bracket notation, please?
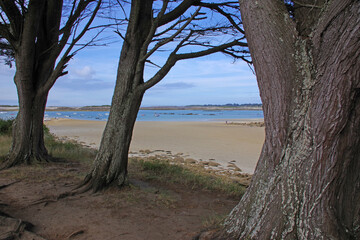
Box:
[71, 66, 96, 79]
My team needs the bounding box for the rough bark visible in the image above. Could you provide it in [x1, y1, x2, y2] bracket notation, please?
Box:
[217, 0, 360, 239]
[6, 87, 50, 167]
[81, 0, 153, 191]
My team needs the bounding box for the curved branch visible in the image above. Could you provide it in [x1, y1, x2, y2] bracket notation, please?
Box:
[141, 39, 246, 91]
[158, 0, 199, 26]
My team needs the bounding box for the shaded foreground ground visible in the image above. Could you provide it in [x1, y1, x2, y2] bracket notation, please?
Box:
[0, 158, 242, 239]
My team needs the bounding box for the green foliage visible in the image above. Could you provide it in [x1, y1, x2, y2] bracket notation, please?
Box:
[0, 119, 13, 135]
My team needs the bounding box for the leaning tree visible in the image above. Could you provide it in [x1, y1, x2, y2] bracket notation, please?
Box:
[0, 0, 106, 167]
[80, 0, 249, 192]
[215, 0, 360, 239]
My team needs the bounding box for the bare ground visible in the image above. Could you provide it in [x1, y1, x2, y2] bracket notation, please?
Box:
[0, 160, 239, 240]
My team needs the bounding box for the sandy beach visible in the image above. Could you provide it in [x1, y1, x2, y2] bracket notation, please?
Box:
[46, 119, 265, 174]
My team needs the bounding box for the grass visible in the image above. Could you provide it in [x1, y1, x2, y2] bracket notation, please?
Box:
[130, 157, 247, 198]
[202, 214, 227, 229]
[45, 134, 96, 165]
[0, 135, 12, 157]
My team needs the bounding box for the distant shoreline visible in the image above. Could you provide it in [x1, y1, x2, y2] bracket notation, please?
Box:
[0, 105, 262, 112]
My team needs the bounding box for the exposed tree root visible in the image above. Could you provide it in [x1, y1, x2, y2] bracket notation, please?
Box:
[67, 229, 85, 239]
[0, 211, 47, 240]
[0, 181, 20, 190]
[74, 172, 129, 193]
[193, 229, 221, 240]
[1, 152, 53, 170]
[29, 170, 129, 207]
[29, 190, 80, 207]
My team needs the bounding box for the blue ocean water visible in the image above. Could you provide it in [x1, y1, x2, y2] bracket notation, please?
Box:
[0, 109, 263, 122]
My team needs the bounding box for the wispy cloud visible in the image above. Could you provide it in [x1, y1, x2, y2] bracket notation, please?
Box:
[151, 82, 195, 91]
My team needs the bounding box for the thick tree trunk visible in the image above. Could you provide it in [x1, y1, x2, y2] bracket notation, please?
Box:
[3, 60, 51, 168]
[217, 0, 360, 239]
[80, 0, 153, 192]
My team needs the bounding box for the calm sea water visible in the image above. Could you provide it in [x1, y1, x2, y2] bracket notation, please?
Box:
[0, 109, 263, 122]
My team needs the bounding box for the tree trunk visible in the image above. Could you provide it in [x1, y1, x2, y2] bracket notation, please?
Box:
[3, 62, 51, 168]
[217, 0, 360, 239]
[82, 89, 144, 192]
[80, 0, 153, 192]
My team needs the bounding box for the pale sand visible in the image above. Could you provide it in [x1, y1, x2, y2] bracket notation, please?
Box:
[46, 119, 265, 173]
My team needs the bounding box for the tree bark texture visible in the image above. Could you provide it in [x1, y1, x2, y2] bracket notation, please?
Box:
[81, 0, 153, 192]
[219, 0, 360, 239]
[3, 0, 63, 167]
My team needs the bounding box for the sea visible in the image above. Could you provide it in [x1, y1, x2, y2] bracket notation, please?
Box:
[0, 109, 264, 122]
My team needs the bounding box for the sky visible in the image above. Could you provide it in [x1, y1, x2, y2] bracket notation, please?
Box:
[0, 3, 261, 108]
[0, 45, 260, 107]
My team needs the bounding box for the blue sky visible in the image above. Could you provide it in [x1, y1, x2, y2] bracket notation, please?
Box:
[0, 44, 260, 107]
[0, 2, 261, 107]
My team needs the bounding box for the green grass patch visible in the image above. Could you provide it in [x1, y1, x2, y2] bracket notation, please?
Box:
[130, 158, 246, 198]
[45, 133, 96, 164]
[0, 135, 12, 159]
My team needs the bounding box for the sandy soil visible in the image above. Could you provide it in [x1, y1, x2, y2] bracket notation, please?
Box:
[0, 160, 238, 240]
[46, 119, 265, 174]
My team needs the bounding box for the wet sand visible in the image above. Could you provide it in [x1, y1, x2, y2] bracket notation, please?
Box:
[46, 119, 265, 173]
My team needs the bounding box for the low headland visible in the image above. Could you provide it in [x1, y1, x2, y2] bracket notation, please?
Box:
[0, 103, 263, 112]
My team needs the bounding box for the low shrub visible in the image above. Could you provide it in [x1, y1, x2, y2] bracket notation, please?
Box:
[0, 119, 13, 135]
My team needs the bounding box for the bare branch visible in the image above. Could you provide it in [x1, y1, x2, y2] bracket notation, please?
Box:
[145, 59, 162, 68]
[194, 1, 245, 34]
[0, 1, 23, 40]
[58, 0, 92, 51]
[143, 7, 201, 61]
[153, 17, 189, 38]
[158, 0, 198, 26]
[115, 30, 126, 42]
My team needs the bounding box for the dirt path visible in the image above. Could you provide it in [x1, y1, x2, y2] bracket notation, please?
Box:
[0, 161, 238, 239]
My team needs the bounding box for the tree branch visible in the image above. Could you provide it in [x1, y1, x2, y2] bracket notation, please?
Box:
[158, 0, 199, 26]
[142, 7, 201, 61]
[141, 38, 247, 91]
[58, 0, 92, 51]
[194, 1, 245, 34]
[0, 1, 23, 41]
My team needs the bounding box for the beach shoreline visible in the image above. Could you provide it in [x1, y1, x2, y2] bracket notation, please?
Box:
[46, 118, 264, 174]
